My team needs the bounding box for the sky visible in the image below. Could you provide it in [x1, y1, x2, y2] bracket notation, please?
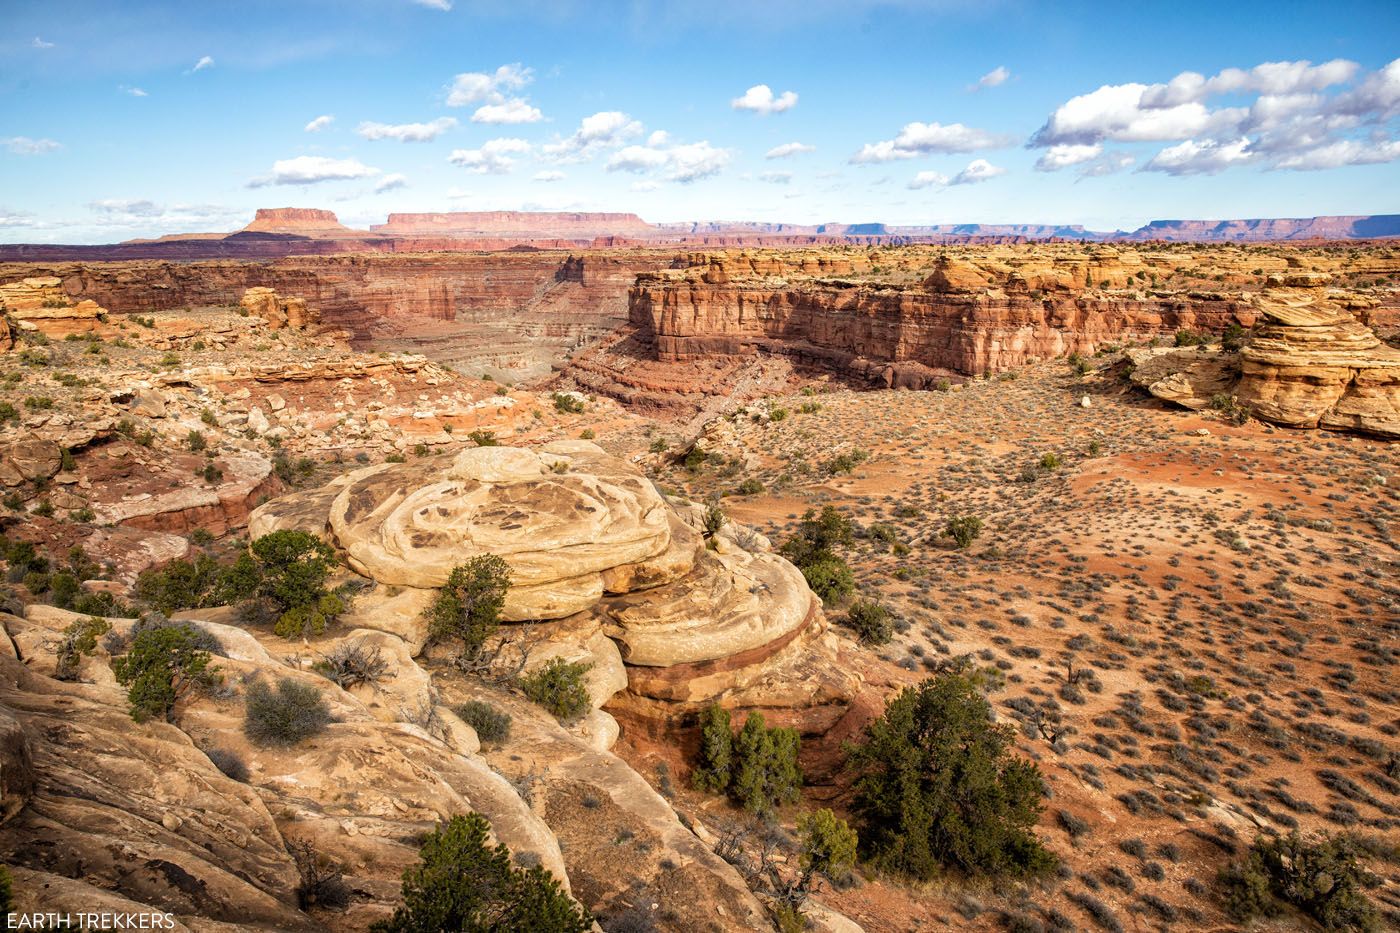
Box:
[1, 0, 1398, 242]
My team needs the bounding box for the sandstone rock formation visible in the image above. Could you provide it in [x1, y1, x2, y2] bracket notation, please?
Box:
[1129, 285, 1400, 438]
[239, 286, 318, 331]
[0, 276, 104, 339]
[251, 441, 861, 730]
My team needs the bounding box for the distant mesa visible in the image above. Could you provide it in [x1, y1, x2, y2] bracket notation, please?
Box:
[0, 208, 1396, 262]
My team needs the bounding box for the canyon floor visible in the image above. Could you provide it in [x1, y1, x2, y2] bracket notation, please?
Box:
[0, 246, 1397, 932]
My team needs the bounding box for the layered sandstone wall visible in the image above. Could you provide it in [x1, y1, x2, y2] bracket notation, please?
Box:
[628, 275, 1254, 380]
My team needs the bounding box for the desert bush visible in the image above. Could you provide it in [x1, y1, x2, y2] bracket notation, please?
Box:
[845, 599, 893, 645]
[54, 615, 109, 681]
[945, 515, 984, 549]
[1220, 832, 1379, 930]
[780, 506, 856, 604]
[797, 808, 858, 890]
[314, 639, 389, 689]
[1174, 329, 1206, 347]
[848, 672, 1056, 879]
[519, 658, 592, 721]
[454, 700, 512, 744]
[1221, 322, 1247, 352]
[693, 704, 734, 793]
[112, 623, 217, 722]
[426, 555, 511, 662]
[552, 392, 586, 414]
[291, 841, 350, 911]
[371, 812, 590, 932]
[243, 677, 332, 747]
[205, 747, 249, 782]
[467, 429, 499, 447]
[731, 711, 803, 815]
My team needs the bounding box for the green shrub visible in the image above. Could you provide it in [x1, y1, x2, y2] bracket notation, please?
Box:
[730, 712, 802, 815]
[519, 658, 592, 721]
[845, 599, 893, 645]
[692, 704, 733, 793]
[945, 515, 984, 549]
[454, 700, 512, 744]
[187, 429, 207, 452]
[0, 402, 17, 424]
[769, 407, 789, 422]
[243, 677, 332, 747]
[847, 672, 1056, 879]
[702, 502, 727, 546]
[467, 429, 498, 447]
[426, 555, 511, 662]
[798, 808, 859, 890]
[113, 624, 217, 722]
[734, 478, 765, 496]
[780, 507, 856, 605]
[1221, 322, 1247, 352]
[552, 392, 585, 414]
[1220, 832, 1379, 931]
[824, 449, 869, 475]
[372, 813, 590, 932]
[1174, 329, 1206, 347]
[55, 615, 110, 681]
[249, 530, 340, 637]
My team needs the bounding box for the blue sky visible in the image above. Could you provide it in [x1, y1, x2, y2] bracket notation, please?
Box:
[2, 0, 1398, 242]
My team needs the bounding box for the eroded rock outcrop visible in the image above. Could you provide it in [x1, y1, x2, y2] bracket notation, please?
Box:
[1129, 285, 1400, 438]
[239, 286, 319, 331]
[0, 276, 104, 339]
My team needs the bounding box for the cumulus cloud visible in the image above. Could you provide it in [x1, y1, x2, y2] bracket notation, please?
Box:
[448, 137, 531, 174]
[533, 170, 565, 182]
[414, 0, 452, 9]
[970, 66, 1010, 91]
[374, 173, 408, 193]
[851, 121, 1013, 163]
[83, 200, 244, 230]
[248, 155, 380, 187]
[758, 171, 793, 184]
[1030, 57, 1400, 177]
[447, 63, 531, 105]
[907, 170, 949, 189]
[122, 86, 148, 97]
[732, 84, 798, 114]
[1271, 138, 1400, 171]
[541, 111, 643, 162]
[1141, 137, 1254, 175]
[31, 37, 54, 49]
[3, 137, 62, 155]
[471, 98, 542, 124]
[190, 55, 214, 73]
[305, 114, 334, 132]
[357, 117, 458, 142]
[89, 199, 163, 217]
[606, 140, 731, 183]
[0, 208, 34, 227]
[647, 130, 669, 146]
[766, 141, 815, 159]
[951, 158, 1006, 184]
[1078, 152, 1136, 178]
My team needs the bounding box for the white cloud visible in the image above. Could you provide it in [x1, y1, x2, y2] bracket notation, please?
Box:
[541, 111, 643, 162]
[0, 208, 34, 227]
[89, 199, 163, 217]
[907, 170, 949, 189]
[759, 171, 792, 184]
[1078, 152, 1136, 177]
[1034, 143, 1102, 171]
[248, 155, 381, 187]
[606, 140, 730, 183]
[31, 37, 54, 49]
[731, 84, 798, 115]
[447, 63, 531, 106]
[448, 137, 531, 174]
[122, 86, 149, 97]
[951, 159, 1006, 185]
[647, 130, 669, 146]
[191, 55, 214, 72]
[471, 98, 543, 124]
[357, 117, 458, 142]
[851, 121, 1012, 162]
[3, 137, 62, 155]
[1142, 137, 1254, 175]
[533, 170, 566, 182]
[630, 181, 660, 192]
[414, 0, 452, 9]
[1271, 138, 1400, 171]
[766, 141, 815, 159]
[304, 115, 335, 132]
[971, 66, 1010, 91]
[1029, 58, 1400, 177]
[374, 173, 408, 193]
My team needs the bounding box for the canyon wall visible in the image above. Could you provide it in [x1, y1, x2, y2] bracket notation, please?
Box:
[0, 252, 672, 378]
